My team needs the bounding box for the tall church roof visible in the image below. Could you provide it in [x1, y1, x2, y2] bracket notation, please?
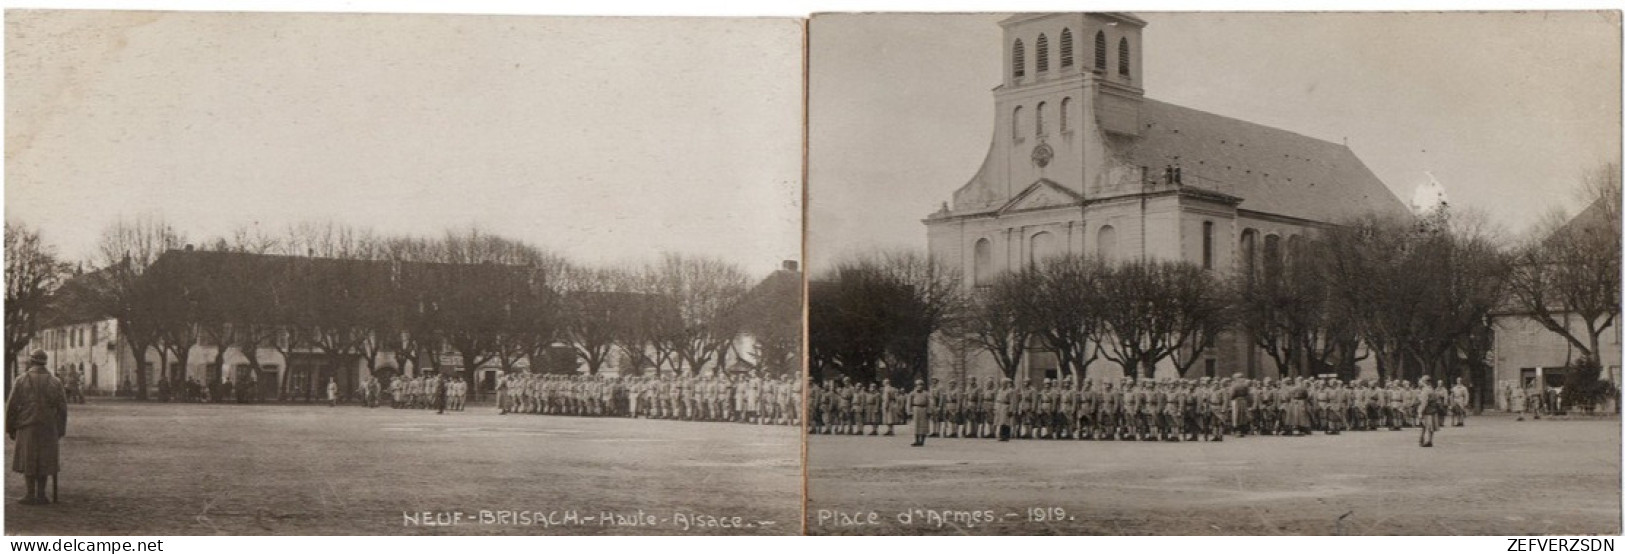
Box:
[1112, 98, 1409, 222]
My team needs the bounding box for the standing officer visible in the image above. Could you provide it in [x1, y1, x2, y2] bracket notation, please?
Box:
[994, 379, 1014, 442]
[942, 379, 962, 438]
[908, 379, 932, 447]
[1450, 377, 1470, 427]
[1077, 379, 1097, 440]
[1099, 380, 1120, 441]
[1229, 374, 1251, 437]
[1417, 376, 1441, 447]
[7, 351, 67, 505]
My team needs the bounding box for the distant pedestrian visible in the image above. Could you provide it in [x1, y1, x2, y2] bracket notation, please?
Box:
[326, 378, 339, 407]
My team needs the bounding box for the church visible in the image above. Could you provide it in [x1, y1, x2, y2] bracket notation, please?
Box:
[924, 13, 1409, 384]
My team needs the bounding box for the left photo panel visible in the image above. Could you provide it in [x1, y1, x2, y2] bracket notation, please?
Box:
[4, 11, 805, 535]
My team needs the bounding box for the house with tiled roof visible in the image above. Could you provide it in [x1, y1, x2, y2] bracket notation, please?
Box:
[924, 13, 1409, 384]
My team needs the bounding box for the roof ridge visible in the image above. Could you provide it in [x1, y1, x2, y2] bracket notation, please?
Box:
[1141, 96, 1353, 154]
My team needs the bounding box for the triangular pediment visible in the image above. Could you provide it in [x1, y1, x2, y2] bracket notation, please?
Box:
[997, 178, 1083, 215]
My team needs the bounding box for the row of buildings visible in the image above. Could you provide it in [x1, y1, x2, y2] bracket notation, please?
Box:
[24, 249, 801, 400]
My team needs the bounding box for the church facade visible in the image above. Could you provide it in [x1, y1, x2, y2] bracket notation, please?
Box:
[924, 13, 1409, 384]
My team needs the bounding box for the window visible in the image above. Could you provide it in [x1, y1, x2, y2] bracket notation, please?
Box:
[1094, 31, 1107, 72]
[1060, 97, 1072, 132]
[1012, 39, 1026, 79]
[1060, 28, 1074, 68]
[1097, 225, 1118, 260]
[1035, 101, 1046, 136]
[1287, 235, 1305, 269]
[1011, 106, 1023, 139]
[1202, 221, 1215, 270]
[1118, 37, 1131, 77]
[973, 238, 994, 285]
[1029, 231, 1056, 266]
[1240, 229, 1258, 282]
[1263, 234, 1283, 283]
[1036, 34, 1049, 73]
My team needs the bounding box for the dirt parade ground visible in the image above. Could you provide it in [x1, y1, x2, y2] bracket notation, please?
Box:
[4, 401, 801, 536]
[807, 414, 1621, 535]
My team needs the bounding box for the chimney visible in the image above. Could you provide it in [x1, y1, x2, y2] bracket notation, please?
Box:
[781, 260, 799, 272]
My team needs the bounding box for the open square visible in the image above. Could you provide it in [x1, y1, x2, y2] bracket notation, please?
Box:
[807, 415, 1621, 535]
[4, 401, 801, 535]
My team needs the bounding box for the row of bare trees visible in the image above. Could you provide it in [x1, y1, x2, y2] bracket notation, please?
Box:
[810, 166, 1621, 413]
[6, 216, 796, 399]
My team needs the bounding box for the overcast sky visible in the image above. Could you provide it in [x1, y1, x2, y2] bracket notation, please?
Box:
[809, 12, 1622, 270]
[6, 11, 803, 278]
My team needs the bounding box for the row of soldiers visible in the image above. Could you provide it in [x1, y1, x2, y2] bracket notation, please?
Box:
[494, 373, 802, 426]
[810, 374, 1468, 447]
[388, 374, 471, 412]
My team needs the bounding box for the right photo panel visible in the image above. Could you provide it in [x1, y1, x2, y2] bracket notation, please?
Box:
[806, 12, 1621, 535]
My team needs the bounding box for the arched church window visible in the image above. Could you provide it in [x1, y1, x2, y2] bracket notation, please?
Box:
[1286, 235, 1305, 268]
[1013, 39, 1026, 79]
[1060, 97, 1072, 132]
[1036, 34, 1049, 73]
[1012, 106, 1023, 139]
[1262, 234, 1283, 283]
[1060, 29, 1074, 68]
[1097, 225, 1118, 261]
[1118, 37, 1131, 77]
[973, 238, 994, 286]
[1240, 229, 1258, 282]
[1035, 101, 1046, 136]
[1029, 231, 1056, 266]
[1202, 221, 1215, 270]
[1094, 31, 1107, 72]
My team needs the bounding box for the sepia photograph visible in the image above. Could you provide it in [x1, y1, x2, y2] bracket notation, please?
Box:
[806, 11, 1621, 535]
[4, 10, 804, 535]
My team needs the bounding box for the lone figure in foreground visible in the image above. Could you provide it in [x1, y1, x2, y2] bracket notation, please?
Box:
[7, 350, 68, 505]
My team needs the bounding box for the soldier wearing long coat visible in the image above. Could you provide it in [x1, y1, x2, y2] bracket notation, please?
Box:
[7, 351, 68, 505]
[908, 380, 931, 447]
[993, 379, 1014, 441]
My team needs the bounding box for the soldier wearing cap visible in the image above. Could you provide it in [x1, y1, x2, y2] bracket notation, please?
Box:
[1450, 377, 1470, 427]
[1228, 374, 1251, 437]
[909, 379, 932, 447]
[7, 350, 67, 505]
[1417, 376, 1440, 447]
[1057, 377, 1077, 439]
[927, 378, 944, 437]
[1144, 379, 1166, 441]
[963, 377, 982, 438]
[942, 379, 962, 438]
[1077, 379, 1096, 440]
[1099, 380, 1121, 440]
[993, 379, 1014, 441]
[881, 378, 901, 436]
[1032, 379, 1051, 439]
[1011, 379, 1031, 439]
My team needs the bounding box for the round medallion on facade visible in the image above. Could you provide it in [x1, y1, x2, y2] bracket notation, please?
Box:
[1032, 143, 1054, 168]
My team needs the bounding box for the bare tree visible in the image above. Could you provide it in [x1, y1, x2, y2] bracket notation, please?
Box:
[1508, 163, 1622, 362]
[1095, 260, 1227, 380]
[959, 271, 1035, 380]
[651, 254, 751, 376]
[558, 266, 634, 375]
[89, 215, 186, 400]
[4, 222, 69, 389]
[1027, 255, 1107, 381]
